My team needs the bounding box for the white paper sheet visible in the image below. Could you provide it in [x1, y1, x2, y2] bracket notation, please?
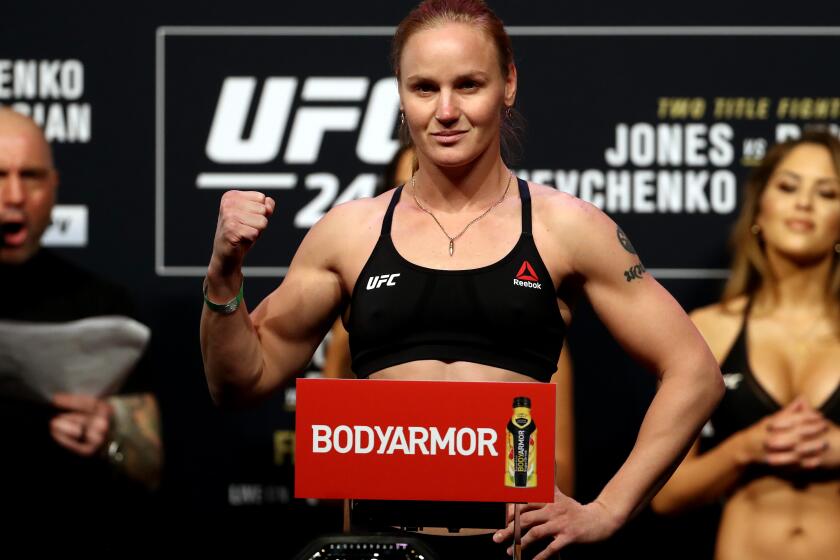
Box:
[0, 316, 150, 402]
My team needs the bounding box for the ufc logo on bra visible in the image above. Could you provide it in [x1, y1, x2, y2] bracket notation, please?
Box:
[366, 273, 400, 290]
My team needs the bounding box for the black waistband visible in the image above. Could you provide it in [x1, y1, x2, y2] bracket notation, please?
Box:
[351, 499, 507, 531]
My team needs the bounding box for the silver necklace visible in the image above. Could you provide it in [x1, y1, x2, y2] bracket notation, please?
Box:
[411, 170, 513, 256]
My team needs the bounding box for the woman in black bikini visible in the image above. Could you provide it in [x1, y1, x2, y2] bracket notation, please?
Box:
[653, 130, 840, 560]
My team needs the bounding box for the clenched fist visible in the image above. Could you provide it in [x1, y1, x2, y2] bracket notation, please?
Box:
[210, 190, 275, 276]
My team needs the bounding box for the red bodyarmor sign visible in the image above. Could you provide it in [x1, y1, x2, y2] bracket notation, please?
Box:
[295, 378, 555, 503]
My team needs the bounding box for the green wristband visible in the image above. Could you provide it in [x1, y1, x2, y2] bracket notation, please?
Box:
[203, 278, 244, 314]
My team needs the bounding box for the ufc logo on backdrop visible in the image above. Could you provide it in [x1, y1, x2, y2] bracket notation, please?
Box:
[205, 76, 400, 165]
[157, 29, 403, 276]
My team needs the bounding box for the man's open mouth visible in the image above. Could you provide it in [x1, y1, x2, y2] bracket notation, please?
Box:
[1, 221, 27, 247]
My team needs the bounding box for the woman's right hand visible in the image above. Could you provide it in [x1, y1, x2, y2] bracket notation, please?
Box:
[495, 487, 623, 559]
[737, 397, 829, 468]
[209, 190, 275, 279]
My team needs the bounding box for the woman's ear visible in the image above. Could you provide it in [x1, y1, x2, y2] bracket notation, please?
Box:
[504, 63, 518, 107]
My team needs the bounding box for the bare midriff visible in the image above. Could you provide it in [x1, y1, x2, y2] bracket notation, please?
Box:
[369, 360, 545, 383]
[716, 476, 840, 560]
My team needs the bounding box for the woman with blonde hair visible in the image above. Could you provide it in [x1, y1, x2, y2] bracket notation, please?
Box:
[653, 129, 840, 560]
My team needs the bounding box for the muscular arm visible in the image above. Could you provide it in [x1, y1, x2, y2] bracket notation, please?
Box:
[650, 308, 750, 513]
[568, 204, 724, 528]
[495, 197, 724, 556]
[200, 193, 350, 406]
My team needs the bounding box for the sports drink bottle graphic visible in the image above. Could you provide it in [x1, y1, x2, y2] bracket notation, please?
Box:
[505, 396, 536, 488]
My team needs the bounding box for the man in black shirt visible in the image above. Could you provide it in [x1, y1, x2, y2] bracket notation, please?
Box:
[0, 108, 162, 510]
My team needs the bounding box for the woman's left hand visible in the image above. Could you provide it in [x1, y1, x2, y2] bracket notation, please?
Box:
[493, 487, 623, 559]
[800, 414, 840, 470]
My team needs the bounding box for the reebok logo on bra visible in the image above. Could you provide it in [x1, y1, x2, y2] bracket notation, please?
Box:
[513, 261, 541, 289]
[366, 273, 400, 290]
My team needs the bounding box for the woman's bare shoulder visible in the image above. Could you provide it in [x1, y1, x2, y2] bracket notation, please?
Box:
[317, 190, 396, 233]
[528, 181, 594, 214]
[527, 181, 606, 240]
[296, 191, 395, 267]
[527, 182, 644, 290]
[690, 296, 748, 325]
[689, 296, 748, 358]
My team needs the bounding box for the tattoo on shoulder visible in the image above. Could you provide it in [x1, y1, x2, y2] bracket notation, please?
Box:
[616, 227, 637, 255]
[624, 262, 647, 282]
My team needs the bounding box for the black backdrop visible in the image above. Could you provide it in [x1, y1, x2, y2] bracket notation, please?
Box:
[3, 1, 839, 557]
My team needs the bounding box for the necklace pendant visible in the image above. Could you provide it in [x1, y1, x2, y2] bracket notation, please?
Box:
[449, 240, 454, 256]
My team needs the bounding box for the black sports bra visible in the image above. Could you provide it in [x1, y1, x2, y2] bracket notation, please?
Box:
[347, 178, 566, 382]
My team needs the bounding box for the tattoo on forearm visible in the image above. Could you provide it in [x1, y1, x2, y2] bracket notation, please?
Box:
[107, 394, 163, 490]
[616, 226, 637, 255]
[624, 262, 647, 282]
